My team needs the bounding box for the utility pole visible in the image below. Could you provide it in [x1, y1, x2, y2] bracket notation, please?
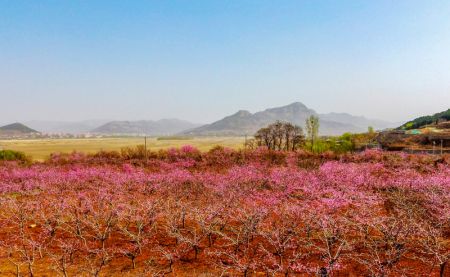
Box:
[441, 139, 444, 155]
[144, 136, 147, 160]
[243, 134, 247, 162]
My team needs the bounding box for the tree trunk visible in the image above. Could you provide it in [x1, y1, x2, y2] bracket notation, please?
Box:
[28, 263, 34, 277]
[61, 258, 68, 277]
[194, 246, 199, 260]
[318, 267, 327, 277]
[440, 261, 447, 277]
[208, 233, 213, 247]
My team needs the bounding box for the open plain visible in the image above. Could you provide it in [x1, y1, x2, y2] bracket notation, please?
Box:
[0, 137, 245, 161]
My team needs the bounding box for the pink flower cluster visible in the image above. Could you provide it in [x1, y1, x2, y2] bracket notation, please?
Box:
[0, 149, 448, 276]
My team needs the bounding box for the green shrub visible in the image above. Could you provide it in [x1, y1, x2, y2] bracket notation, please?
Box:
[0, 150, 30, 162]
[304, 133, 356, 154]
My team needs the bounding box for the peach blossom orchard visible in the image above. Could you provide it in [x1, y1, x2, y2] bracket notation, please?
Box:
[0, 147, 449, 276]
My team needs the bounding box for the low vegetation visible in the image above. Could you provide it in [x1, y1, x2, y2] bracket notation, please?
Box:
[0, 150, 30, 162]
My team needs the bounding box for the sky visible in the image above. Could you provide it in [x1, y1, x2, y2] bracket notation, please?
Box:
[1, 0, 449, 125]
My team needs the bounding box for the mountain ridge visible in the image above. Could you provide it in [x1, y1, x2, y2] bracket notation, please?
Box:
[2, 103, 399, 137]
[92, 119, 201, 136]
[182, 102, 395, 136]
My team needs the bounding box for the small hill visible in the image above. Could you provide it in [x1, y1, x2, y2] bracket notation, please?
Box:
[92, 119, 201, 136]
[0, 123, 39, 136]
[398, 109, 450, 130]
[182, 102, 394, 136]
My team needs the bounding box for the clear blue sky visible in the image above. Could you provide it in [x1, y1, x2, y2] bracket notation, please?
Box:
[1, 0, 449, 124]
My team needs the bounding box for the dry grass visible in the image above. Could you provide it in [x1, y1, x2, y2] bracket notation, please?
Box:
[0, 137, 245, 161]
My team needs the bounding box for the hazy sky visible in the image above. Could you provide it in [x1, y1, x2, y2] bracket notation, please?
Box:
[1, 1, 449, 124]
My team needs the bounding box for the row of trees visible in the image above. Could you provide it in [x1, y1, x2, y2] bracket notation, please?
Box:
[251, 116, 320, 152]
[253, 121, 305, 151]
[3, 196, 448, 276]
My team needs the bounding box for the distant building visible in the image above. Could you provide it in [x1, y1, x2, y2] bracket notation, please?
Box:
[427, 135, 450, 148]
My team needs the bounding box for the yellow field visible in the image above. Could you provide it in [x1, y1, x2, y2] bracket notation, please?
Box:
[0, 137, 245, 161]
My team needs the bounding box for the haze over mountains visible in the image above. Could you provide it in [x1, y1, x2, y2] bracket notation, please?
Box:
[3, 102, 398, 136]
[92, 119, 201, 136]
[183, 102, 397, 136]
[26, 120, 110, 134]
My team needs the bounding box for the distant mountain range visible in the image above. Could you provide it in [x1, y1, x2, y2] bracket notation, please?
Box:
[92, 119, 201, 136]
[2, 102, 399, 137]
[0, 123, 39, 136]
[23, 119, 201, 136]
[182, 102, 397, 136]
[3, 105, 449, 138]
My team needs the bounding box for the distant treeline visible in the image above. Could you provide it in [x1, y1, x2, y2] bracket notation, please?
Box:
[157, 136, 191, 141]
[399, 109, 450, 130]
